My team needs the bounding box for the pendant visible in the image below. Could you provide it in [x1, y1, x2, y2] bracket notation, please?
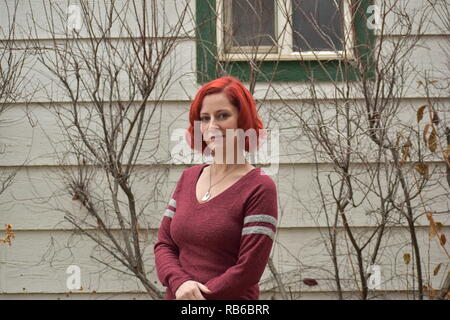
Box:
[201, 191, 211, 201]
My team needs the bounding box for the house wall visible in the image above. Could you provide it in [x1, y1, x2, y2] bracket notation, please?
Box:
[0, 0, 448, 299]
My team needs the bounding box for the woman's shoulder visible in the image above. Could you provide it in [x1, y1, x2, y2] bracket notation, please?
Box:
[239, 168, 278, 217]
[239, 167, 277, 200]
[177, 163, 206, 181]
[252, 167, 277, 188]
[182, 163, 206, 175]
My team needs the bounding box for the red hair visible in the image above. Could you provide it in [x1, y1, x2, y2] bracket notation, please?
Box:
[186, 76, 265, 154]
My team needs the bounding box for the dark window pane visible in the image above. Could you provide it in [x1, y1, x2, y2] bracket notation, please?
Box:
[292, 0, 344, 51]
[229, 0, 275, 48]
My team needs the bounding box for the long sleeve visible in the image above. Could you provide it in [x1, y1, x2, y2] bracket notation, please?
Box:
[202, 179, 278, 300]
[153, 171, 193, 295]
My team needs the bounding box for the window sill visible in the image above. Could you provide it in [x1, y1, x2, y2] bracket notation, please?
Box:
[217, 51, 356, 62]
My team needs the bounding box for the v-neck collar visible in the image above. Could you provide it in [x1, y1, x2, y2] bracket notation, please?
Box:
[193, 163, 259, 207]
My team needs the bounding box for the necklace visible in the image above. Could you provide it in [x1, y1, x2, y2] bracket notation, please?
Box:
[201, 163, 244, 202]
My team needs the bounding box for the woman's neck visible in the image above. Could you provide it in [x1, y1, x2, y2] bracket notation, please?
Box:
[210, 159, 249, 176]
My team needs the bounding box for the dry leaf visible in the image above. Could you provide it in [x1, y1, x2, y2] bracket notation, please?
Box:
[440, 234, 446, 246]
[442, 146, 450, 166]
[303, 278, 318, 286]
[426, 212, 439, 240]
[417, 105, 427, 122]
[401, 139, 412, 161]
[0, 224, 16, 246]
[423, 123, 431, 147]
[415, 163, 429, 179]
[433, 263, 442, 276]
[432, 112, 440, 125]
[428, 128, 438, 152]
[403, 253, 411, 265]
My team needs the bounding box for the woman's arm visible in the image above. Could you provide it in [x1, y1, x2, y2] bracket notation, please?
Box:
[154, 171, 193, 295]
[202, 180, 278, 299]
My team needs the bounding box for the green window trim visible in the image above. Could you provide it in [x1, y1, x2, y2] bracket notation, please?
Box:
[196, 0, 375, 84]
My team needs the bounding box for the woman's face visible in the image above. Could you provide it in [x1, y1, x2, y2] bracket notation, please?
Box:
[200, 92, 240, 153]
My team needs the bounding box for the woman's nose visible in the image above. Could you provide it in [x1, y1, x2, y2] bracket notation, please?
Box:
[208, 117, 220, 129]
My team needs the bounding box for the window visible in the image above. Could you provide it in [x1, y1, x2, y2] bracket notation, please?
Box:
[196, 0, 375, 83]
[222, 0, 277, 54]
[217, 0, 355, 61]
[291, 0, 346, 52]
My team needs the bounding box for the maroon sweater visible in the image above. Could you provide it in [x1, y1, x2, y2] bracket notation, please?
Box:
[153, 163, 278, 300]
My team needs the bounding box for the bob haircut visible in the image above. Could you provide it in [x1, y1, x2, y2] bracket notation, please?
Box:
[186, 76, 265, 154]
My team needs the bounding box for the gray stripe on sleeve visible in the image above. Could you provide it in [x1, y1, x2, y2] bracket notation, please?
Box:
[163, 208, 175, 219]
[241, 226, 275, 240]
[243, 214, 277, 227]
[168, 198, 176, 209]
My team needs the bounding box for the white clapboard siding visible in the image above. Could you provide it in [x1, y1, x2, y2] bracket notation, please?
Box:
[0, 98, 448, 166]
[0, 0, 448, 299]
[377, 0, 448, 36]
[0, 163, 448, 231]
[2, 0, 446, 40]
[0, 227, 448, 296]
[0, 0, 196, 40]
[2, 39, 198, 103]
[0, 35, 447, 104]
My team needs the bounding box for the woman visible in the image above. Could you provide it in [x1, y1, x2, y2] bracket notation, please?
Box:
[153, 76, 278, 300]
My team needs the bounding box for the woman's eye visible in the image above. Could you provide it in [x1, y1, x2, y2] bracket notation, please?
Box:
[201, 114, 228, 121]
